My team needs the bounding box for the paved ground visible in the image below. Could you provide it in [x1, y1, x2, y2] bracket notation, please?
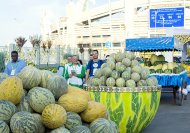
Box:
[142, 91, 190, 133]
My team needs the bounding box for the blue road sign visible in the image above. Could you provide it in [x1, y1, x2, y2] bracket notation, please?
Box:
[150, 7, 184, 28]
[105, 41, 112, 48]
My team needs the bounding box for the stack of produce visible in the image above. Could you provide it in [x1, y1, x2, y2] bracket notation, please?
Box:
[181, 63, 190, 77]
[0, 66, 118, 133]
[87, 52, 158, 87]
[143, 54, 185, 74]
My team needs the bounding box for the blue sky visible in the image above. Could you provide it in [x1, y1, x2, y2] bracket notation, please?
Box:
[0, 0, 114, 46]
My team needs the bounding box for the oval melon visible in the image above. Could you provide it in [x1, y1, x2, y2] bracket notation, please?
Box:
[65, 112, 82, 130]
[106, 77, 116, 87]
[0, 121, 10, 133]
[116, 78, 125, 87]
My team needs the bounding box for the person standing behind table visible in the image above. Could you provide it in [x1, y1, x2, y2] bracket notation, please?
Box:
[65, 55, 85, 88]
[85, 50, 104, 81]
[4, 51, 27, 76]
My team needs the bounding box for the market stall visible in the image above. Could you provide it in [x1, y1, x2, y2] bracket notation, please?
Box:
[126, 37, 188, 105]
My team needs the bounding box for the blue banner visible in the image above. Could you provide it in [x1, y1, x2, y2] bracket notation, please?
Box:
[150, 7, 184, 28]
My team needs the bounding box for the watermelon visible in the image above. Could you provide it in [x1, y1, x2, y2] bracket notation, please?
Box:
[102, 67, 112, 77]
[126, 80, 136, 88]
[0, 100, 17, 123]
[70, 125, 91, 133]
[100, 76, 107, 86]
[94, 69, 102, 78]
[65, 112, 82, 130]
[0, 121, 10, 133]
[110, 53, 116, 59]
[18, 66, 41, 90]
[107, 61, 115, 70]
[131, 73, 141, 82]
[32, 113, 45, 133]
[42, 104, 67, 129]
[131, 60, 139, 67]
[141, 68, 150, 80]
[137, 80, 147, 87]
[107, 57, 115, 63]
[17, 96, 34, 113]
[115, 53, 126, 62]
[90, 118, 118, 133]
[106, 77, 116, 87]
[50, 126, 70, 133]
[146, 77, 158, 86]
[40, 70, 54, 88]
[125, 52, 136, 60]
[101, 63, 107, 69]
[116, 63, 126, 73]
[46, 75, 68, 99]
[122, 58, 131, 67]
[126, 67, 132, 73]
[10, 111, 38, 133]
[132, 66, 142, 74]
[111, 70, 120, 79]
[91, 78, 100, 86]
[122, 71, 131, 80]
[28, 87, 55, 113]
[116, 78, 125, 87]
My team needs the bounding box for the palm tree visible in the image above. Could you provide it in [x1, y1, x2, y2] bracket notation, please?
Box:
[15, 36, 27, 52]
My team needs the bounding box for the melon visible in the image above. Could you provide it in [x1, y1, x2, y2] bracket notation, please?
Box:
[0, 73, 8, 84]
[126, 67, 132, 73]
[137, 80, 147, 87]
[17, 96, 34, 113]
[157, 55, 165, 62]
[116, 78, 125, 87]
[94, 69, 102, 78]
[116, 63, 126, 73]
[106, 77, 116, 87]
[40, 70, 54, 88]
[101, 63, 107, 69]
[58, 93, 88, 113]
[107, 61, 115, 70]
[90, 118, 118, 133]
[70, 126, 91, 133]
[29, 87, 55, 113]
[102, 67, 112, 77]
[32, 113, 45, 133]
[122, 71, 131, 80]
[110, 53, 116, 59]
[132, 66, 142, 74]
[146, 77, 158, 86]
[42, 104, 67, 129]
[107, 57, 115, 63]
[111, 70, 120, 79]
[10, 111, 38, 133]
[131, 73, 141, 82]
[131, 60, 139, 67]
[115, 53, 126, 62]
[46, 75, 68, 99]
[0, 100, 17, 123]
[100, 76, 107, 86]
[126, 80, 136, 88]
[0, 76, 24, 105]
[125, 52, 136, 60]
[150, 54, 158, 65]
[122, 58, 131, 67]
[91, 78, 100, 86]
[0, 121, 10, 133]
[18, 66, 41, 90]
[141, 68, 150, 80]
[80, 101, 107, 123]
[50, 126, 70, 133]
[65, 112, 82, 130]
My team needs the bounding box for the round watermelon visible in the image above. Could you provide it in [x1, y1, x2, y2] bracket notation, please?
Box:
[10, 111, 38, 133]
[126, 67, 132, 73]
[102, 67, 112, 77]
[107, 57, 115, 63]
[122, 71, 131, 80]
[0, 121, 10, 133]
[107, 61, 115, 70]
[116, 63, 126, 73]
[32, 113, 45, 133]
[132, 66, 142, 74]
[141, 68, 150, 80]
[125, 52, 136, 60]
[115, 53, 126, 62]
[110, 53, 116, 59]
[0, 100, 17, 123]
[50, 126, 70, 133]
[40, 70, 54, 88]
[122, 58, 131, 67]
[91, 78, 100, 86]
[131, 60, 139, 67]
[101, 63, 107, 69]
[137, 80, 147, 87]
[70, 125, 91, 133]
[131, 73, 141, 82]
[146, 77, 158, 86]
[29, 87, 55, 113]
[126, 80, 136, 88]
[111, 70, 120, 79]
[94, 69, 102, 78]
[100, 76, 107, 86]
[17, 96, 34, 113]
[116, 78, 125, 87]
[65, 112, 82, 130]
[106, 77, 116, 87]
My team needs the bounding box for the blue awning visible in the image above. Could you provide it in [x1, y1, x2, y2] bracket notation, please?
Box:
[126, 37, 183, 52]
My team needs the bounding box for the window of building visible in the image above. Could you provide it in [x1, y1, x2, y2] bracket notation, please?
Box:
[92, 43, 101, 47]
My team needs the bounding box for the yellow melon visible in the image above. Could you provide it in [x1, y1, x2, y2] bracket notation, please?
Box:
[58, 93, 88, 113]
[42, 104, 67, 129]
[0, 76, 24, 104]
[80, 101, 107, 123]
[67, 85, 92, 101]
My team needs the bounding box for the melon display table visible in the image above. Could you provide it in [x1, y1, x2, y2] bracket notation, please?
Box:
[84, 85, 161, 133]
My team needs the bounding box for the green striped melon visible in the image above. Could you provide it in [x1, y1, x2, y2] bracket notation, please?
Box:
[122, 71, 131, 80]
[126, 67, 132, 73]
[132, 66, 142, 74]
[122, 58, 131, 67]
[125, 52, 136, 60]
[111, 70, 120, 79]
[107, 61, 115, 70]
[47, 76, 68, 99]
[141, 68, 150, 80]
[131, 60, 139, 67]
[131, 73, 141, 82]
[29, 87, 55, 113]
[101, 63, 107, 69]
[10, 111, 38, 133]
[0, 100, 17, 123]
[102, 67, 112, 77]
[137, 80, 147, 87]
[146, 77, 158, 86]
[107, 57, 116, 63]
[110, 53, 116, 59]
[18, 66, 41, 90]
[90, 118, 118, 133]
[40, 70, 54, 88]
[115, 53, 126, 62]
[65, 112, 82, 130]
[32, 113, 45, 133]
[70, 125, 91, 133]
[0, 121, 10, 133]
[94, 69, 102, 78]
[116, 63, 126, 73]
[91, 78, 100, 86]
[50, 126, 70, 133]
[126, 80, 136, 88]
[100, 76, 107, 86]
[116, 78, 125, 87]
[17, 96, 34, 113]
[106, 77, 116, 87]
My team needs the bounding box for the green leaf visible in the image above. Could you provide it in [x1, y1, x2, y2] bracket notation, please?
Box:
[93, 92, 100, 102]
[114, 93, 120, 103]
